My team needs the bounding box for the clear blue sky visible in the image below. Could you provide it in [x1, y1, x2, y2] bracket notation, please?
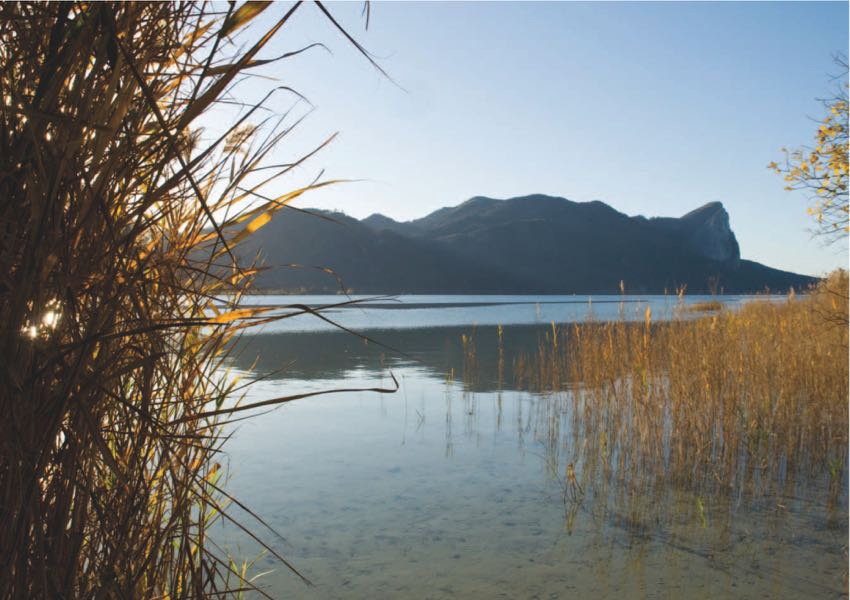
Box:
[226, 1, 849, 276]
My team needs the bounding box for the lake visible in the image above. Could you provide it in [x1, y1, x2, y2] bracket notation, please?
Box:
[215, 295, 847, 598]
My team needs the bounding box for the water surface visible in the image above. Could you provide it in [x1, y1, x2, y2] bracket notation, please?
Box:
[229, 293, 767, 333]
[216, 295, 847, 598]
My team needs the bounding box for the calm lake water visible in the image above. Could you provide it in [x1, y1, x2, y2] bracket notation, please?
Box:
[216, 295, 848, 598]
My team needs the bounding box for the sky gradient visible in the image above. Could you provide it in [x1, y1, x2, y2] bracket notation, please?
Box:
[229, 1, 849, 276]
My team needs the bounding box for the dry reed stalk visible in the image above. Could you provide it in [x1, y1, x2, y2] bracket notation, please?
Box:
[512, 277, 848, 516]
[0, 2, 392, 597]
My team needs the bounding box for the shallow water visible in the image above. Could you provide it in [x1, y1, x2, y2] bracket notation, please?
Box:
[215, 295, 848, 598]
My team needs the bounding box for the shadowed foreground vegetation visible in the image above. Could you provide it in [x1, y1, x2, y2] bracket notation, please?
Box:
[506, 273, 848, 522]
[0, 2, 392, 597]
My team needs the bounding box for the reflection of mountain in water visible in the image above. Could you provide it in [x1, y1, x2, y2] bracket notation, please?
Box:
[227, 324, 554, 392]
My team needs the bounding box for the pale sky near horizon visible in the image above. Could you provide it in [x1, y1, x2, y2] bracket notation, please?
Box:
[222, 1, 849, 277]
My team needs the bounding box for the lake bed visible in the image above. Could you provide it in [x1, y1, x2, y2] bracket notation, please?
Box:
[216, 295, 847, 598]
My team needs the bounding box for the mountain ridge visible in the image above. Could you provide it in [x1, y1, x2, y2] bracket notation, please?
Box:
[232, 195, 817, 294]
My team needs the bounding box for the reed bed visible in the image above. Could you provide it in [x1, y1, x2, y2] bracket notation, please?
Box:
[682, 299, 723, 312]
[0, 2, 385, 597]
[511, 273, 849, 513]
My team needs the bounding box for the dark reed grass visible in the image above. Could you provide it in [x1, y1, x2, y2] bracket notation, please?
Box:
[0, 2, 392, 597]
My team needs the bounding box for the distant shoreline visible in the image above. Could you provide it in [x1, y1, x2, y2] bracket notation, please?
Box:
[235, 299, 650, 310]
[227, 294, 785, 311]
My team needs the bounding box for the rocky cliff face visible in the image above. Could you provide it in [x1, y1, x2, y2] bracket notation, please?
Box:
[648, 201, 740, 265]
[680, 202, 740, 264]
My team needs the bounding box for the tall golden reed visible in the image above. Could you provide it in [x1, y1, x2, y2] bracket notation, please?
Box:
[513, 274, 848, 510]
[0, 2, 388, 597]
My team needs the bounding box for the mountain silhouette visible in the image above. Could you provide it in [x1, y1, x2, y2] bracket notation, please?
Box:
[233, 194, 816, 294]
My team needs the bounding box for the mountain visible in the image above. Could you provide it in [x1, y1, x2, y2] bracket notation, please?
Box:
[232, 195, 816, 294]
